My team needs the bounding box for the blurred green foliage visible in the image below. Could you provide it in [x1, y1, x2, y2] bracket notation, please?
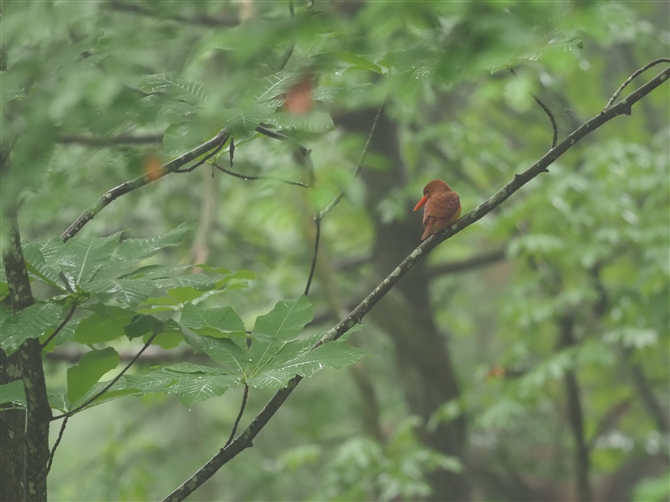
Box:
[1, 0, 668, 501]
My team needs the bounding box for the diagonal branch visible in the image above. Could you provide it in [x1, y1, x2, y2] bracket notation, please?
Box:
[160, 64, 670, 502]
[61, 130, 230, 242]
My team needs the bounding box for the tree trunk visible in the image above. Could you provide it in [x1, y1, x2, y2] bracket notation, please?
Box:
[335, 109, 470, 501]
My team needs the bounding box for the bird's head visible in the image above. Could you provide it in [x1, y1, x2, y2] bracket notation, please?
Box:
[413, 179, 452, 211]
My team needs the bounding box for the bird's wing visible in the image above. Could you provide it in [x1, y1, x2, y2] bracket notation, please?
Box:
[425, 191, 461, 220]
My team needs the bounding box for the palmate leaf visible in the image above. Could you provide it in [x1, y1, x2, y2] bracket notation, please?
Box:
[1, 302, 62, 356]
[54, 232, 121, 287]
[138, 73, 209, 105]
[85, 277, 155, 307]
[180, 325, 250, 374]
[180, 303, 245, 334]
[253, 295, 313, 341]
[247, 342, 366, 389]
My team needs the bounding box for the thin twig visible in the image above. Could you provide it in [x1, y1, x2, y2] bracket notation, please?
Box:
[40, 304, 77, 350]
[510, 67, 558, 148]
[304, 216, 320, 296]
[159, 63, 670, 502]
[46, 415, 69, 476]
[255, 125, 311, 158]
[224, 385, 249, 448]
[174, 140, 227, 173]
[606, 58, 670, 108]
[61, 130, 230, 241]
[51, 332, 160, 421]
[319, 102, 386, 219]
[211, 162, 309, 188]
[275, 1, 296, 72]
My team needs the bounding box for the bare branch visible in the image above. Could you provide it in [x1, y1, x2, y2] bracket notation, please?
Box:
[303, 217, 320, 296]
[40, 304, 77, 350]
[211, 161, 309, 187]
[510, 67, 558, 148]
[225, 385, 249, 448]
[160, 64, 670, 502]
[61, 130, 230, 242]
[606, 58, 670, 109]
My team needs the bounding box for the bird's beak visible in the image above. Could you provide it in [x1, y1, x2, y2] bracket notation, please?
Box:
[413, 195, 428, 211]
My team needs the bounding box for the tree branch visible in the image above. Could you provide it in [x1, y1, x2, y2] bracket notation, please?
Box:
[160, 63, 670, 502]
[4, 209, 51, 501]
[61, 130, 230, 241]
[606, 58, 670, 108]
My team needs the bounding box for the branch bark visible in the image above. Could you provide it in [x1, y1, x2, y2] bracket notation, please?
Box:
[160, 64, 670, 502]
[3, 209, 51, 501]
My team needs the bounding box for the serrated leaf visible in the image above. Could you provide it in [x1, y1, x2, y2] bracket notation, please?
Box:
[97, 222, 196, 279]
[1, 302, 61, 355]
[23, 241, 65, 290]
[180, 303, 245, 333]
[55, 233, 121, 286]
[138, 73, 208, 105]
[180, 326, 250, 373]
[86, 277, 155, 307]
[248, 342, 366, 388]
[253, 71, 304, 103]
[253, 296, 313, 341]
[72, 305, 135, 344]
[67, 347, 120, 404]
[153, 274, 214, 290]
[221, 105, 271, 136]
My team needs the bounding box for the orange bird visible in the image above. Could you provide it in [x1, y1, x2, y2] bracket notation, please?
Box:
[414, 179, 462, 240]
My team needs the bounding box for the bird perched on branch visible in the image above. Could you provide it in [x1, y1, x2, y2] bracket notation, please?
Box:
[414, 179, 462, 240]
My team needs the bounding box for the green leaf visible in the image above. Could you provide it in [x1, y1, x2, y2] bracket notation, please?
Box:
[55, 233, 121, 286]
[123, 314, 166, 340]
[71, 305, 135, 344]
[180, 303, 245, 334]
[1, 302, 61, 355]
[331, 51, 383, 74]
[253, 296, 313, 341]
[138, 73, 208, 105]
[248, 341, 366, 388]
[23, 240, 66, 290]
[67, 347, 120, 404]
[180, 326, 250, 374]
[85, 277, 155, 307]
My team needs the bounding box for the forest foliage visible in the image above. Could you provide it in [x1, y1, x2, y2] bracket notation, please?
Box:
[1, 1, 668, 501]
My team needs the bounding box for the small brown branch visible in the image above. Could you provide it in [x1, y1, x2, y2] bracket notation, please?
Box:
[58, 133, 164, 146]
[510, 67, 558, 148]
[46, 416, 68, 476]
[40, 304, 77, 350]
[427, 248, 506, 277]
[211, 161, 309, 187]
[303, 216, 320, 296]
[224, 385, 249, 448]
[61, 130, 230, 241]
[606, 58, 670, 109]
[159, 64, 670, 502]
